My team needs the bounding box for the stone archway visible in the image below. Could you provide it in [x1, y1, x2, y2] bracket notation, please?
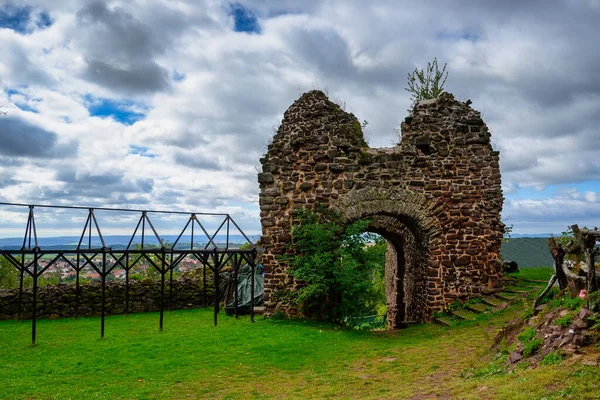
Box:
[331, 188, 438, 328]
[258, 90, 504, 324]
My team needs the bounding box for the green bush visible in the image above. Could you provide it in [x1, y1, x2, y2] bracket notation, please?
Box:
[460, 360, 506, 379]
[0, 256, 19, 289]
[405, 57, 448, 110]
[270, 311, 289, 321]
[555, 313, 573, 327]
[520, 307, 534, 321]
[518, 326, 543, 357]
[518, 327, 537, 343]
[282, 205, 386, 323]
[549, 295, 585, 311]
[523, 338, 543, 357]
[537, 287, 560, 305]
[541, 352, 564, 366]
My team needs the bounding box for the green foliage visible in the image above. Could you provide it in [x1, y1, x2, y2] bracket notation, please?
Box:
[520, 307, 534, 321]
[448, 301, 463, 311]
[541, 352, 564, 366]
[460, 359, 506, 379]
[552, 227, 574, 248]
[503, 223, 514, 243]
[518, 327, 537, 343]
[522, 338, 543, 357]
[283, 205, 386, 323]
[346, 314, 387, 331]
[537, 287, 560, 305]
[363, 237, 387, 314]
[269, 310, 289, 321]
[588, 290, 600, 311]
[130, 242, 174, 280]
[518, 326, 543, 357]
[0, 256, 18, 289]
[463, 298, 483, 308]
[588, 314, 600, 331]
[239, 242, 253, 250]
[405, 57, 448, 110]
[555, 313, 573, 327]
[549, 295, 585, 311]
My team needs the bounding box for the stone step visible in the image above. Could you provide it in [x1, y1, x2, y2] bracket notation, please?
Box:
[481, 297, 502, 307]
[511, 284, 543, 291]
[515, 287, 542, 296]
[433, 317, 452, 327]
[464, 304, 486, 314]
[494, 293, 514, 302]
[516, 280, 545, 286]
[253, 306, 264, 315]
[495, 292, 523, 302]
[451, 310, 477, 321]
[524, 279, 549, 284]
[503, 289, 531, 294]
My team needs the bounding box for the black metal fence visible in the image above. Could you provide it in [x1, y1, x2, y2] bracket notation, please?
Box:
[0, 202, 258, 344]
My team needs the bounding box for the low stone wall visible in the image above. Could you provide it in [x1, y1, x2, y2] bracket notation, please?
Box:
[0, 277, 214, 321]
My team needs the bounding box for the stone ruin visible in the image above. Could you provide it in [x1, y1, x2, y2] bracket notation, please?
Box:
[258, 90, 504, 328]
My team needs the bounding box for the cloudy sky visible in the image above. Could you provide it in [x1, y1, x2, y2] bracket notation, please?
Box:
[0, 0, 599, 238]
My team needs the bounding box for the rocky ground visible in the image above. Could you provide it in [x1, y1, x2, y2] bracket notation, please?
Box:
[496, 298, 599, 369]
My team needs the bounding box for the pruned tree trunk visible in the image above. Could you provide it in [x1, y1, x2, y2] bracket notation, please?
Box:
[548, 237, 567, 289]
[539, 225, 600, 308]
[533, 274, 557, 310]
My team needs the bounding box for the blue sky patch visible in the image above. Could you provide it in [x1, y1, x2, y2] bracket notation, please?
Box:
[435, 29, 479, 42]
[0, 3, 53, 34]
[86, 96, 148, 125]
[229, 3, 260, 34]
[172, 70, 186, 82]
[508, 180, 600, 201]
[36, 11, 52, 29]
[129, 145, 156, 158]
[14, 102, 38, 113]
[6, 87, 39, 113]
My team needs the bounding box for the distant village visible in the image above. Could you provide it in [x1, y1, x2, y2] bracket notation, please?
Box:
[36, 256, 204, 282]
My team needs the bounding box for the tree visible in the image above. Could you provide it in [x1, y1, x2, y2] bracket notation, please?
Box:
[130, 242, 172, 280]
[405, 58, 448, 110]
[0, 256, 18, 289]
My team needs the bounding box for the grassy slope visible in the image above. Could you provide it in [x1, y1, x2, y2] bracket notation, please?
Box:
[1, 268, 598, 400]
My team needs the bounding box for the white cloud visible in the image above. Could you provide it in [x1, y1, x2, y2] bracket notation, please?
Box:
[0, 0, 599, 236]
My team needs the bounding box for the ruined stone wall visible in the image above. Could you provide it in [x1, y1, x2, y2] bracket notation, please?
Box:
[0, 277, 213, 321]
[258, 91, 503, 322]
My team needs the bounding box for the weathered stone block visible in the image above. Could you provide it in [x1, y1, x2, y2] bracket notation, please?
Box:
[258, 173, 274, 184]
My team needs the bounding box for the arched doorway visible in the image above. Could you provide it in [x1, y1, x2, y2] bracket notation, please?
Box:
[333, 188, 438, 328]
[361, 214, 427, 329]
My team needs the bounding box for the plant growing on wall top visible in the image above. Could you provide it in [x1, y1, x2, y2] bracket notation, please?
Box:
[405, 58, 449, 110]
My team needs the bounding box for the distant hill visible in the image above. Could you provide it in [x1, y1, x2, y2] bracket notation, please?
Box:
[0, 234, 260, 250]
[1, 234, 553, 267]
[501, 237, 553, 268]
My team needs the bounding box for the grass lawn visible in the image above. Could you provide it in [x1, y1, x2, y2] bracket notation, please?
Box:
[1, 267, 599, 399]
